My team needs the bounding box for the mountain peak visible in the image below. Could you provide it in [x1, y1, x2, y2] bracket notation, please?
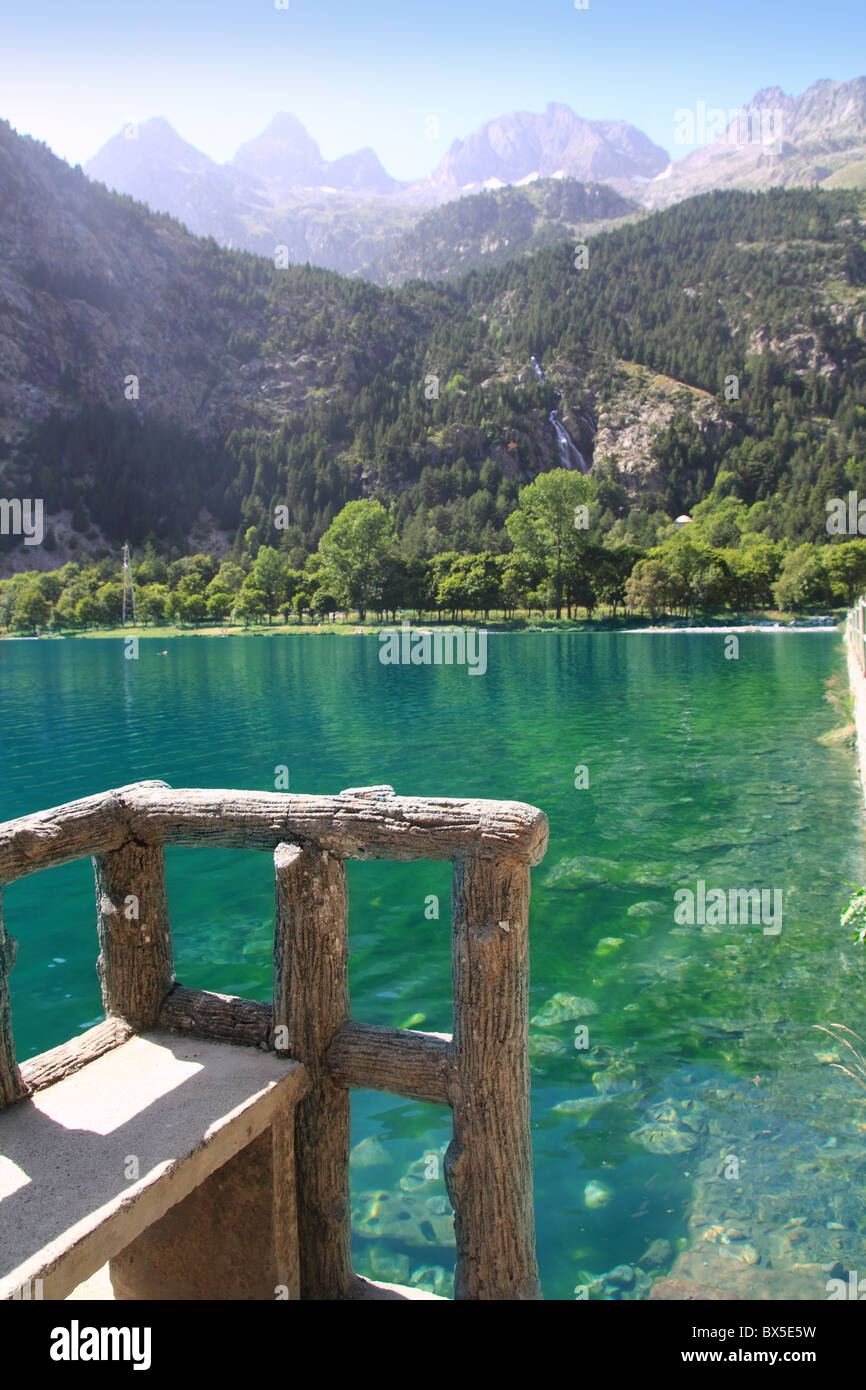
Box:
[231, 113, 323, 184]
[85, 116, 219, 196]
[423, 102, 669, 195]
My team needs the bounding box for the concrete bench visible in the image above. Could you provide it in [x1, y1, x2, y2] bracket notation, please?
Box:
[0, 1031, 307, 1301]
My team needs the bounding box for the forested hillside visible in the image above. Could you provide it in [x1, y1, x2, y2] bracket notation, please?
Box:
[367, 178, 639, 285]
[1, 116, 865, 577]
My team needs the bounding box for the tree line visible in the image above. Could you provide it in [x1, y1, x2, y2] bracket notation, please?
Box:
[3, 472, 863, 634]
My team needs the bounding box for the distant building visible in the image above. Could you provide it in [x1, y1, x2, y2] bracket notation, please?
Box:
[674, 514, 693, 527]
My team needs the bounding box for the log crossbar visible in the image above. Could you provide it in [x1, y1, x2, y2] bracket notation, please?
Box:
[0, 780, 549, 1301]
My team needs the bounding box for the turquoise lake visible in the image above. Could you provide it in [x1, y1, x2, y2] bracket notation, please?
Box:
[1, 630, 865, 1299]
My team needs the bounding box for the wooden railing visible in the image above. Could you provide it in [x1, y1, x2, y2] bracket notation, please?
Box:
[0, 781, 549, 1300]
[848, 598, 866, 674]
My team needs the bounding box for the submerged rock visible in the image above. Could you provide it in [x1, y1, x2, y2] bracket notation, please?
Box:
[638, 1238, 673, 1272]
[366, 1244, 411, 1283]
[581, 1263, 655, 1300]
[595, 937, 624, 955]
[591, 1058, 641, 1096]
[551, 1096, 608, 1121]
[531, 992, 599, 1027]
[409, 1264, 453, 1298]
[354, 1189, 455, 1247]
[584, 1179, 615, 1210]
[350, 1136, 392, 1169]
[399, 1142, 449, 1192]
[544, 855, 619, 887]
[529, 1032, 569, 1057]
[631, 1098, 707, 1154]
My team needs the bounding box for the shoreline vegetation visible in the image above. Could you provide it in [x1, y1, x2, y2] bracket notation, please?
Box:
[3, 482, 865, 643]
[1, 611, 844, 641]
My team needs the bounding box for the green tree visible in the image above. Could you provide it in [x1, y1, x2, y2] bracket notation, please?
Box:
[206, 590, 233, 622]
[12, 584, 50, 632]
[211, 562, 245, 595]
[772, 545, 832, 611]
[95, 582, 123, 626]
[311, 587, 339, 621]
[51, 591, 81, 631]
[234, 588, 268, 626]
[824, 541, 866, 606]
[252, 546, 287, 623]
[625, 558, 669, 618]
[317, 500, 396, 621]
[138, 584, 169, 625]
[178, 593, 208, 626]
[506, 470, 594, 618]
[75, 594, 100, 628]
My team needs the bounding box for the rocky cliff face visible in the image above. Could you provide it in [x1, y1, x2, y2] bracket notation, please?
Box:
[80, 83, 866, 275]
[638, 77, 866, 208]
[0, 121, 415, 453]
[420, 103, 669, 196]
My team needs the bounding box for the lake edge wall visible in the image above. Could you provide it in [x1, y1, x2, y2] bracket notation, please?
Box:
[845, 624, 866, 812]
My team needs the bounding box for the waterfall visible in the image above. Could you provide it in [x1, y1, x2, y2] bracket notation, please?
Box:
[531, 356, 591, 474]
[548, 410, 590, 474]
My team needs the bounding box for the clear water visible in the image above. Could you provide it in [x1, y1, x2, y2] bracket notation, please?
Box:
[1, 631, 864, 1299]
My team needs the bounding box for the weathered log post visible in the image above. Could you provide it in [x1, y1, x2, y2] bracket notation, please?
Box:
[447, 853, 540, 1300]
[274, 841, 353, 1299]
[93, 842, 174, 1029]
[0, 888, 26, 1108]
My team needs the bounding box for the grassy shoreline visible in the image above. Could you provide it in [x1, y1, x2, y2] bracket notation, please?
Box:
[0, 610, 845, 641]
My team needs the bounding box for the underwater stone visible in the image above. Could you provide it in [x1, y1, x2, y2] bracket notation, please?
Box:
[530, 992, 599, 1027]
[367, 1244, 411, 1283]
[551, 1097, 608, 1119]
[595, 937, 625, 954]
[409, 1264, 453, 1298]
[584, 1180, 615, 1210]
[529, 1033, 569, 1057]
[638, 1238, 673, 1271]
[350, 1136, 392, 1168]
[355, 1189, 455, 1247]
[399, 1141, 449, 1192]
[630, 1099, 705, 1154]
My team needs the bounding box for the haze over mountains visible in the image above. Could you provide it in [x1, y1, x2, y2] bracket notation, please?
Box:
[2, 107, 864, 575]
[79, 77, 866, 282]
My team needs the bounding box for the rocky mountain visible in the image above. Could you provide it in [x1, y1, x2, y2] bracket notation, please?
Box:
[85, 114, 414, 276]
[85, 116, 268, 248]
[640, 77, 866, 208]
[79, 80, 866, 281]
[420, 102, 669, 196]
[83, 108, 650, 281]
[230, 112, 325, 188]
[2, 116, 863, 573]
[229, 112, 399, 195]
[0, 119, 425, 557]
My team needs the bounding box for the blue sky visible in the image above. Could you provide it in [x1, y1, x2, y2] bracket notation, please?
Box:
[1, 0, 864, 175]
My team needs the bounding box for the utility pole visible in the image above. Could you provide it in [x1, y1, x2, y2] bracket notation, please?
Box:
[121, 543, 136, 627]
